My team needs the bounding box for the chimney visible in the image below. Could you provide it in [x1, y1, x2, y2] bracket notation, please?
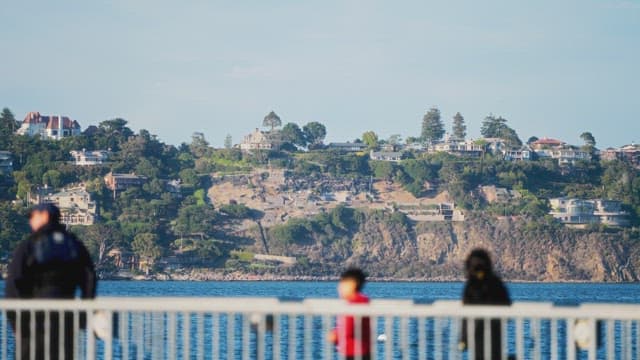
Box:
[59, 115, 63, 139]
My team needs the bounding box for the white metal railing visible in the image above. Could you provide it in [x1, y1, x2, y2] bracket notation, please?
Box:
[1, 298, 640, 359]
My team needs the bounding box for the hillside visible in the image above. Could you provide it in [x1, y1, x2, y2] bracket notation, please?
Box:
[1, 107, 640, 282]
[236, 210, 640, 282]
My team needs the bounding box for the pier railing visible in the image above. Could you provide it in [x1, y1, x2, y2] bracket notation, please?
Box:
[1, 298, 639, 359]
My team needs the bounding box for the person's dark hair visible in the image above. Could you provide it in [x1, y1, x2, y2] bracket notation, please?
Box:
[28, 203, 62, 225]
[340, 268, 367, 291]
[465, 249, 493, 279]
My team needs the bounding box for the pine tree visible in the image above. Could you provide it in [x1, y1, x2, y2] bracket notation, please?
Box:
[224, 134, 233, 149]
[263, 111, 282, 131]
[452, 112, 466, 140]
[421, 107, 445, 144]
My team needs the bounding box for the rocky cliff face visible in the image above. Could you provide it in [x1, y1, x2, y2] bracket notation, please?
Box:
[259, 212, 640, 282]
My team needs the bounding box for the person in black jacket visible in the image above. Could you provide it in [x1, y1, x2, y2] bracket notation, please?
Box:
[5, 203, 97, 360]
[460, 249, 511, 360]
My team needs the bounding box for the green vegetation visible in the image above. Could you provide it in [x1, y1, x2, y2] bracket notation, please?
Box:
[1, 104, 640, 279]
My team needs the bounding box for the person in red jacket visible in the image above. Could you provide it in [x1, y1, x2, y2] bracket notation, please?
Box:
[329, 268, 372, 360]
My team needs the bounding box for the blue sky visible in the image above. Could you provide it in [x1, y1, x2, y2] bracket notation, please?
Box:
[1, 0, 638, 147]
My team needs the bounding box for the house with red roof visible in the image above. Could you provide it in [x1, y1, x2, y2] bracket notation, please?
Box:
[16, 111, 82, 140]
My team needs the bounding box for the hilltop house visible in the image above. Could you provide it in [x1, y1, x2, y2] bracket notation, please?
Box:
[601, 144, 640, 168]
[503, 148, 532, 161]
[370, 150, 404, 162]
[327, 142, 368, 152]
[70, 150, 110, 166]
[429, 136, 484, 157]
[31, 185, 97, 225]
[536, 146, 591, 165]
[16, 112, 81, 140]
[104, 172, 147, 192]
[549, 198, 629, 227]
[240, 129, 281, 151]
[530, 138, 566, 150]
[0, 151, 12, 175]
[531, 138, 591, 165]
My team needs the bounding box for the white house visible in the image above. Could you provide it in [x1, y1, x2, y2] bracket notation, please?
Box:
[549, 198, 628, 227]
[240, 129, 281, 151]
[16, 112, 82, 140]
[370, 150, 403, 162]
[33, 185, 98, 225]
[70, 150, 110, 166]
[327, 142, 368, 152]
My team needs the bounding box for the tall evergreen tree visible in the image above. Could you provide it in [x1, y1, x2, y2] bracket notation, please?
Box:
[421, 107, 445, 144]
[481, 115, 522, 148]
[224, 134, 233, 149]
[580, 132, 596, 148]
[0, 108, 18, 148]
[452, 112, 466, 139]
[263, 111, 282, 131]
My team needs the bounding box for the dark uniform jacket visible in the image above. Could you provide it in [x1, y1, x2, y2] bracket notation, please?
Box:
[5, 223, 97, 360]
[461, 273, 512, 360]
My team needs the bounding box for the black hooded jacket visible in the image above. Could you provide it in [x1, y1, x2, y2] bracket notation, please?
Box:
[5, 223, 96, 299]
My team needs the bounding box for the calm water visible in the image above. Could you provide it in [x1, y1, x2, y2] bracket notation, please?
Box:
[0, 281, 639, 359]
[2, 280, 637, 304]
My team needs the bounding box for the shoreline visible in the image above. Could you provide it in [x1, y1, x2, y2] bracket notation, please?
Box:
[99, 273, 640, 284]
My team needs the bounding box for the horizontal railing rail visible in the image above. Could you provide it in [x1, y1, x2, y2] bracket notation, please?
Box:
[0, 298, 639, 359]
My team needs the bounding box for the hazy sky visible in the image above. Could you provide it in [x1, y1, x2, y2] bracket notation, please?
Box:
[1, 0, 638, 147]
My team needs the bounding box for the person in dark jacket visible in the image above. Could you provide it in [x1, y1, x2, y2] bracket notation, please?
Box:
[5, 203, 97, 360]
[460, 249, 511, 360]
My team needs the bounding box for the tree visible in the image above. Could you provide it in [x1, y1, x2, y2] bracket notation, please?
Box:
[0, 108, 18, 148]
[263, 111, 282, 131]
[303, 122, 327, 147]
[98, 118, 133, 139]
[387, 134, 402, 146]
[77, 223, 122, 269]
[480, 115, 522, 148]
[281, 123, 307, 147]
[132, 232, 161, 264]
[362, 131, 379, 149]
[527, 136, 539, 145]
[421, 107, 445, 144]
[224, 134, 233, 149]
[190, 132, 210, 158]
[42, 169, 63, 188]
[580, 132, 596, 148]
[452, 112, 467, 140]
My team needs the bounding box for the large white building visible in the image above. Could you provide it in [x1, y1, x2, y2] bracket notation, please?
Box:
[240, 129, 281, 151]
[549, 198, 629, 227]
[31, 185, 98, 225]
[16, 112, 81, 140]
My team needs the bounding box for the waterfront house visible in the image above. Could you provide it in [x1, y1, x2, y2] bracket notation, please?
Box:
[16, 112, 81, 140]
